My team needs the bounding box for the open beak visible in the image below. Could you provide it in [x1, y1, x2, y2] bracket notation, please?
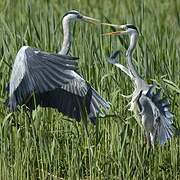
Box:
[81, 16, 100, 25]
[101, 23, 126, 36]
[102, 31, 125, 36]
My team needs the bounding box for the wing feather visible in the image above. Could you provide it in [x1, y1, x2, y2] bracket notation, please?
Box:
[7, 46, 109, 123]
[8, 46, 79, 110]
[145, 87, 174, 144]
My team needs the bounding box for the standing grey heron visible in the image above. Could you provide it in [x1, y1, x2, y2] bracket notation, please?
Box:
[102, 23, 174, 147]
[6, 10, 109, 124]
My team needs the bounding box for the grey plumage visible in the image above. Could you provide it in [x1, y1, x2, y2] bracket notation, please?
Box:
[8, 46, 78, 110]
[104, 23, 174, 147]
[7, 46, 109, 123]
[6, 11, 109, 124]
[144, 87, 174, 145]
[108, 53, 174, 147]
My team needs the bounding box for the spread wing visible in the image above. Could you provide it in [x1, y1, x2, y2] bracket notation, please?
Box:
[7, 46, 109, 124]
[107, 50, 131, 77]
[143, 87, 174, 144]
[8, 46, 78, 110]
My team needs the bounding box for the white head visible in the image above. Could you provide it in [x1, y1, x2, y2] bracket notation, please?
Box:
[62, 10, 99, 24]
[119, 24, 139, 36]
[59, 10, 99, 55]
[101, 23, 139, 36]
[102, 23, 139, 55]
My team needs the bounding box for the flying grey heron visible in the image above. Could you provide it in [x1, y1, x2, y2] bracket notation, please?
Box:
[6, 10, 109, 124]
[102, 23, 174, 147]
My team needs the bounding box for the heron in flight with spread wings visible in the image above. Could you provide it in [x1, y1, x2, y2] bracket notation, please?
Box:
[6, 10, 109, 124]
[102, 23, 175, 147]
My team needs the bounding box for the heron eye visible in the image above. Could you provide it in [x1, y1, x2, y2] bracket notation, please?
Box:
[77, 14, 83, 19]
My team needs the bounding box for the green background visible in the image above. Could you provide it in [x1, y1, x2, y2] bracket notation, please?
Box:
[0, 0, 180, 179]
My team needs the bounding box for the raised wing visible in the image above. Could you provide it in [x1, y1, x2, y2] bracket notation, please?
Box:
[25, 84, 109, 124]
[9, 46, 78, 110]
[8, 46, 109, 124]
[107, 50, 131, 77]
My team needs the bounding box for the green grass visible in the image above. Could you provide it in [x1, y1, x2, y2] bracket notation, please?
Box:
[0, 0, 180, 179]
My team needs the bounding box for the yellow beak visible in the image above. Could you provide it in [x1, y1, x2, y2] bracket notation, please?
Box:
[102, 31, 125, 36]
[82, 16, 100, 25]
[101, 23, 126, 36]
[101, 22, 121, 28]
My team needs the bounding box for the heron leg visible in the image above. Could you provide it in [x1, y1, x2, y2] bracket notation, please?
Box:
[149, 133, 155, 149]
[121, 93, 133, 99]
[23, 106, 33, 124]
[11, 113, 20, 129]
[145, 131, 151, 148]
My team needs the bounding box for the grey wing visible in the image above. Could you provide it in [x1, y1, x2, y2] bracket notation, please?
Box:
[60, 71, 88, 96]
[8, 46, 109, 123]
[27, 49, 78, 93]
[145, 88, 174, 144]
[107, 50, 131, 77]
[8, 46, 78, 110]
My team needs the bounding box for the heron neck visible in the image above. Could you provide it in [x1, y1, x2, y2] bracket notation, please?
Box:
[58, 19, 71, 55]
[126, 33, 141, 80]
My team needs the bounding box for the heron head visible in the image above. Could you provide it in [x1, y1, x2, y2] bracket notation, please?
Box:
[102, 23, 139, 36]
[62, 10, 99, 24]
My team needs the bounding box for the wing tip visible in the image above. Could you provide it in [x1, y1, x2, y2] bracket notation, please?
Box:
[158, 121, 175, 145]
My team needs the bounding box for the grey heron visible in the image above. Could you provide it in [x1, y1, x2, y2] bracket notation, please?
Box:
[102, 23, 175, 147]
[6, 10, 109, 124]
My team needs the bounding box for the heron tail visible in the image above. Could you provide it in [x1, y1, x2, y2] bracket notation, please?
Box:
[6, 94, 19, 111]
[87, 87, 110, 124]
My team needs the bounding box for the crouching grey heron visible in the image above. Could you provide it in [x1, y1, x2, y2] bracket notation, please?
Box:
[6, 10, 109, 124]
[102, 23, 175, 147]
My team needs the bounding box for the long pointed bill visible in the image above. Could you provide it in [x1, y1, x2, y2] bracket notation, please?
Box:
[102, 31, 125, 36]
[101, 22, 121, 28]
[82, 16, 100, 25]
[101, 23, 126, 36]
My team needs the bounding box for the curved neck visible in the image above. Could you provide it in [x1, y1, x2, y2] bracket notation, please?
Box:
[126, 33, 140, 80]
[58, 18, 72, 55]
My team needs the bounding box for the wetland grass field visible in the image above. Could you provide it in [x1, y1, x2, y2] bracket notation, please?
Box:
[0, 0, 180, 179]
